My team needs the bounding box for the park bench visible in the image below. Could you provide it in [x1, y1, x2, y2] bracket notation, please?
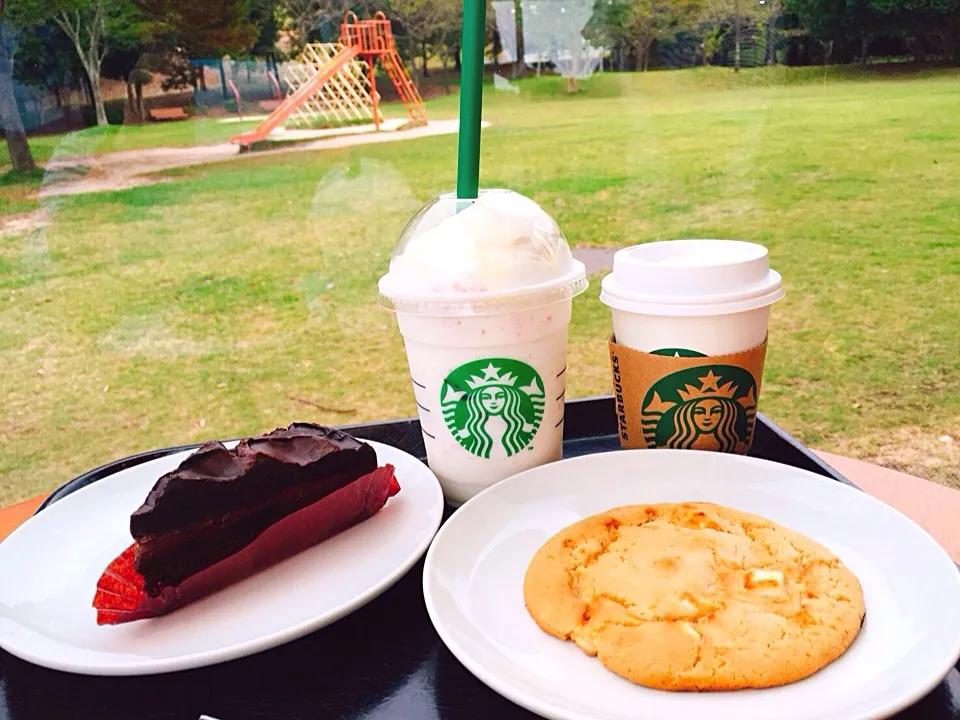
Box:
[148, 106, 189, 121]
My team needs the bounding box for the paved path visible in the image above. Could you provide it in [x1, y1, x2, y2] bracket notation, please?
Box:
[37, 119, 469, 198]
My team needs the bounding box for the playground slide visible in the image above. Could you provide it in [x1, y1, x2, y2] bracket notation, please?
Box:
[230, 46, 359, 149]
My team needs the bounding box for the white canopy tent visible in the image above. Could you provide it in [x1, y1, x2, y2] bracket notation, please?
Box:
[492, 0, 606, 78]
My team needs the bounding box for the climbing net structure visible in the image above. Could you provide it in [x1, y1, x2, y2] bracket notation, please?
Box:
[283, 43, 378, 128]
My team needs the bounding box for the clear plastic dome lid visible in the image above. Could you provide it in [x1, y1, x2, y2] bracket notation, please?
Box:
[377, 189, 588, 316]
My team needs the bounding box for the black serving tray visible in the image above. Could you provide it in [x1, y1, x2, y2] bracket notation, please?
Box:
[1, 396, 958, 720]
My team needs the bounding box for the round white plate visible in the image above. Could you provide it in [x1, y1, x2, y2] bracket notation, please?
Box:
[0, 440, 444, 676]
[423, 449, 960, 720]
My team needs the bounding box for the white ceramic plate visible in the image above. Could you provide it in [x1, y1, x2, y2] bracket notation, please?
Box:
[0, 440, 444, 676]
[423, 449, 960, 720]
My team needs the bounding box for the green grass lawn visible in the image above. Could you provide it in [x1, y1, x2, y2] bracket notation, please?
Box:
[1, 65, 959, 503]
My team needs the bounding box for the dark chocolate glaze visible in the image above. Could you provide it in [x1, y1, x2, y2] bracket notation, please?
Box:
[128, 423, 377, 595]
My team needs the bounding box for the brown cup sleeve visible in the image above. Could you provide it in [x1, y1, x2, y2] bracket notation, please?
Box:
[609, 335, 768, 455]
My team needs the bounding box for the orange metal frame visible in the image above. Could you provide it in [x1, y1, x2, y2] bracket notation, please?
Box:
[338, 11, 427, 130]
[230, 12, 426, 149]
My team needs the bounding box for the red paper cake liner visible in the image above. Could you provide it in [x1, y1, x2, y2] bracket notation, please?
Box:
[93, 464, 400, 625]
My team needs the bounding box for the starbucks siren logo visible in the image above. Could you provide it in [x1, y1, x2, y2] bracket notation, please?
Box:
[641, 365, 758, 453]
[440, 358, 545, 459]
[651, 348, 707, 358]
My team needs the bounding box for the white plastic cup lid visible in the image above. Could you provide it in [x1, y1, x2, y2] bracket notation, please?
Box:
[378, 189, 588, 316]
[599, 239, 784, 317]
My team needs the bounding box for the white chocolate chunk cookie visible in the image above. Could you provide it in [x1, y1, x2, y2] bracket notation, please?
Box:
[522, 502, 865, 691]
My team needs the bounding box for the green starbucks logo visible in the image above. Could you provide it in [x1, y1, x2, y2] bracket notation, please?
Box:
[440, 358, 545, 459]
[641, 365, 757, 453]
[651, 348, 707, 358]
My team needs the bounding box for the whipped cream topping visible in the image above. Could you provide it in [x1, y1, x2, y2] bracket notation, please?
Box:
[381, 190, 584, 303]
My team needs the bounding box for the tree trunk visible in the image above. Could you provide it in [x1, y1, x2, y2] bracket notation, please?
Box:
[0, 29, 35, 172]
[62, 86, 73, 121]
[136, 82, 144, 120]
[85, 63, 108, 126]
[734, 4, 742, 72]
[299, 16, 311, 52]
[937, 28, 955, 63]
[125, 81, 137, 122]
[860, 33, 868, 67]
[57, 9, 109, 126]
[910, 36, 927, 65]
[3, 128, 33, 172]
[454, 44, 462, 73]
[422, 42, 429, 77]
[219, 59, 228, 100]
[513, 0, 526, 77]
[766, 20, 777, 64]
[81, 68, 92, 105]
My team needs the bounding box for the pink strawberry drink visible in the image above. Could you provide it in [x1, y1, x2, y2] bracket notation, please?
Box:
[378, 189, 588, 505]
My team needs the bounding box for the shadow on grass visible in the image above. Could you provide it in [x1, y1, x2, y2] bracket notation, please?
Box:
[0, 168, 45, 216]
[0, 168, 44, 187]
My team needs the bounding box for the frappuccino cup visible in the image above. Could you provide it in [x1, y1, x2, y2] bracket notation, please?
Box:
[379, 189, 588, 504]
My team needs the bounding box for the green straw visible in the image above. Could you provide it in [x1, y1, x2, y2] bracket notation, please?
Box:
[456, 0, 486, 200]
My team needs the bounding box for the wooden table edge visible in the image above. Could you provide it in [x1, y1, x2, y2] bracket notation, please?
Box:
[0, 493, 46, 544]
[815, 451, 960, 564]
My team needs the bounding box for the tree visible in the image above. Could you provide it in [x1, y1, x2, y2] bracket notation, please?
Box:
[53, 0, 112, 125]
[14, 0, 145, 127]
[784, 0, 960, 65]
[249, 0, 281, 59]
[0, 0, 39, 171]
[870, 0, 960, 63]
[279, 0, 346, 53]
[513, 0, 526, 75]
[132, 0, 259, 55]
[132, 0, 259, 91]
[437, 6, 463, 71]
[597, 0, 706, 70]
[785, 0, 875, 63]
[15, 20, 77, 109]
[700, 0, 774, 69]
[102, 46, 149, 122]
[389, 0, 449, 77]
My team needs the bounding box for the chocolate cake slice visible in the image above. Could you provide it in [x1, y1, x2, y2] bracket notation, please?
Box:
[92, 423, 401, 625]
[129, 423, 379, 596]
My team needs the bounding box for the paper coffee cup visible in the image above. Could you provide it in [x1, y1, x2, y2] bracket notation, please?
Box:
[379, 190, 588, 504]
[599, 239, 784, 454]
